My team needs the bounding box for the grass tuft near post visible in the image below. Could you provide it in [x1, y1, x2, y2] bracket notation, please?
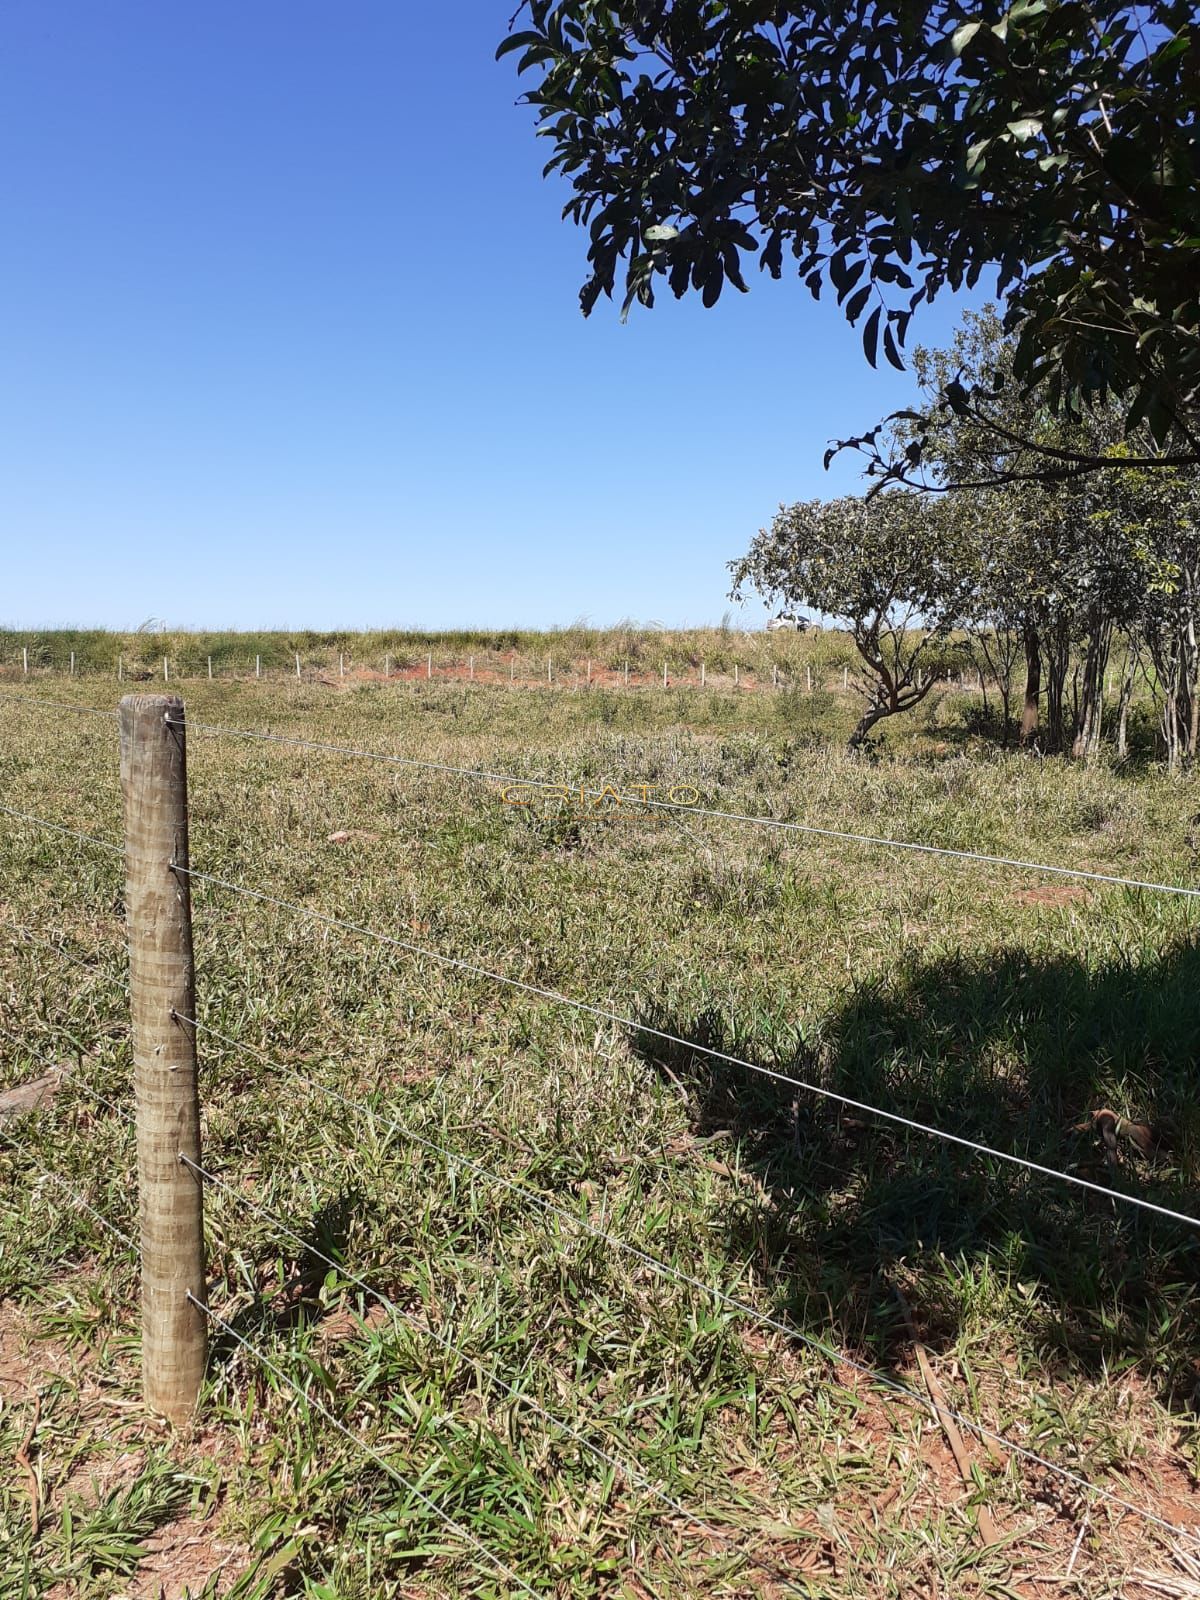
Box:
[119, 693, 206, 1426]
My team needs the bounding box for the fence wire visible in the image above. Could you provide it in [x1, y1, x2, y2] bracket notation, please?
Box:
[172, 865, 1200, 1232]
[179, 1011, 1199, 1547]
[180, 1152, 808, 1593]
[171, 714, 1200, 901]
[188, 1293, 547, 1600]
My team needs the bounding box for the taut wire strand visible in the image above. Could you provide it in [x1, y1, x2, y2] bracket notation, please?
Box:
[170, 716, 1200, 900]
[188, 1293, 547, 1600]
[179, 1152, 807, 1594]
[171, 868, 1200, 1232]
[179, 1012, 1198, 1547]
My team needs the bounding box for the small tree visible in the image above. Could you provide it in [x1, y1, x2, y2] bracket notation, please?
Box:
[730, 493, 964, 749]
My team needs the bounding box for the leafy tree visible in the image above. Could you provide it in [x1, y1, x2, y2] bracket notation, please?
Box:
[729, 492, 966, 748]
[502, 2, 1200, 480]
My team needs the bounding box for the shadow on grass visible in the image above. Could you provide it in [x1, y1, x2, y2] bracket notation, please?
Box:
[210, 1186, 367, 1352]
[630, 940, 1200, 1402]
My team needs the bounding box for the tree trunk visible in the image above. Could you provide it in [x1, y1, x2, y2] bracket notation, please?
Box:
[1116, 641, 1137, 761]
[1020, 627, 1041, 746]
[1071, 619, 1111, 762]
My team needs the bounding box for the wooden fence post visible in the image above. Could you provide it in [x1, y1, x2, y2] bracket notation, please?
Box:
[23, 647, 28, 675]
[118, 694, 205, 1426]
[118, 654, 123, 682]
[255, 655, 261, 679]
[734, 663, 739, 687]
[207, 656, 213, 681]
[70, 651, 75, 676]
[295, 652, 301, 680]
[427, 652, 432, 680]
[700, 661, 706, 687]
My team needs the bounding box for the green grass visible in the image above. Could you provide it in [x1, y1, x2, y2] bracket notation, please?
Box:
[1, 670, 1199, 1596]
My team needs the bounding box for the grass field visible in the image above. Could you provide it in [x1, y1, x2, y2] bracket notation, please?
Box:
[2, 666, 1200, 1598]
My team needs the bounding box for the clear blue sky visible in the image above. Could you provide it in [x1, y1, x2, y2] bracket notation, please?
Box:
[0, 2, 983, 631]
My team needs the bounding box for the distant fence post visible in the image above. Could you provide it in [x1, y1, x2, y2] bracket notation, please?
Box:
[207, 656, 213, 681]
[255, 655, 261, 679]
[806, 665, 813, 692]
[547, 656, 552, 684]
[118, 654, 123, 682]
[22, 647, 28, 675]
[118, 693, 205, 1426]
[163, 657, 169, 682]
[700, 661, 706, 687]
[70, 651, 75, 676]
[295, 652, 301, 680]
[734, 663, 739, 687]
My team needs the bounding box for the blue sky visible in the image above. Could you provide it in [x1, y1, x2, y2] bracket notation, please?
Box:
[0, 2, 983, 631]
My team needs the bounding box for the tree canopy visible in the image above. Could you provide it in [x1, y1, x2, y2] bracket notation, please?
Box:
[501, 2, 1200, 476]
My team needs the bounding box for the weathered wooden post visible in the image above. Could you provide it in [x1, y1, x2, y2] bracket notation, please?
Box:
[700, 660, 706, 687]
[207, 656, 213, 681]
[70, 651, 75, 676]
[163, 657, 169, 682]
[427, 652, 432, 680]
[547, 656, 553, 684]
[22, 647, 28, 675]
[806, 664, 813, 692]
[734, 663, 739, 687]
[295, 652, 301, 680]
[118, 654, 123, 682]
[255, 655, 261, 679]
[118, 694, 205, 1426]
[624, 659, 629, 686]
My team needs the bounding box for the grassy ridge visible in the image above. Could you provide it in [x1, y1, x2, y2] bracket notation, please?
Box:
[1, 676, 1198, 1596]
[0, 624, 864, 678]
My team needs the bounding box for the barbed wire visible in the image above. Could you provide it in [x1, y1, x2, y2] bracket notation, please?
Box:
[172, 867, 1200, 1232]
[179, 1012, 1199, 1546]
[171, 716, 1200, 901]
[182, 1153, 808, 1593]
[188, 1292, 547, 1599]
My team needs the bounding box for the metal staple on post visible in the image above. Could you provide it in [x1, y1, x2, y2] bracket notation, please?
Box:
[118, 694, 205, 1425]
